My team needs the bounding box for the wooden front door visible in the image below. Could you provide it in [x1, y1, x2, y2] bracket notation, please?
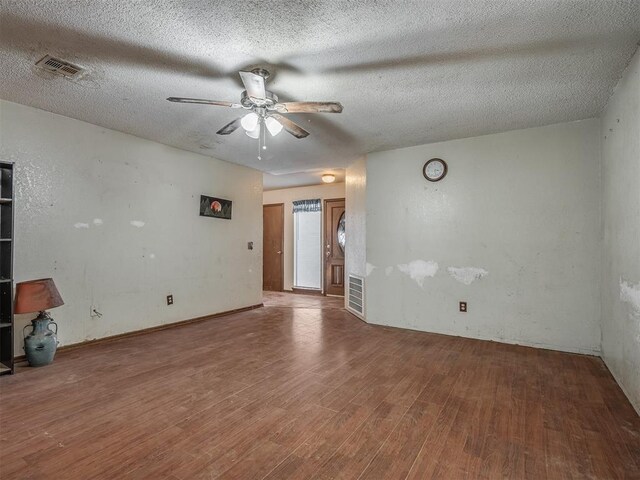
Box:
[263, 203, 284, 291]
[324, 198, 345, 296]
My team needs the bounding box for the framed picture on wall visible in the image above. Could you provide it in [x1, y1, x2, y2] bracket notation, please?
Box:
[200, 195, 232, 220]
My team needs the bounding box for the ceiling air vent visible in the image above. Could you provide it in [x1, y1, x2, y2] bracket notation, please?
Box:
[35, 55, 84, 79]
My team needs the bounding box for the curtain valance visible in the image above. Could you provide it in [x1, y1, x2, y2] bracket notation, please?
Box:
[292, 199, 321, 213]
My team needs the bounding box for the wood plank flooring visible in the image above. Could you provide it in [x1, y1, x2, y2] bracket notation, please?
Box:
[1, 292, 638, 479]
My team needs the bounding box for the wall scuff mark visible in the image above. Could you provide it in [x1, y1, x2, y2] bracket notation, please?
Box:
[74, 222, 89, 229]
[366, 263, 376, 276]
[448, 266, 489, 285]
[620, 278, 640, 317]
[130, 220, 145, 228]
[93, 218, 103, 225]
[397, 260, 438, 287]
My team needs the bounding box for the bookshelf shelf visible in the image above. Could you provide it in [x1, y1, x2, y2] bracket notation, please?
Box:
[0, 162, 14, 375]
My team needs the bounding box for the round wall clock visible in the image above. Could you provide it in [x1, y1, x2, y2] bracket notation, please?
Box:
[423, 158, 448, 182]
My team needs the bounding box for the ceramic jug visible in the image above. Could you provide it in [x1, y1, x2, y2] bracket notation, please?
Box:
[23, 315, 58, 367]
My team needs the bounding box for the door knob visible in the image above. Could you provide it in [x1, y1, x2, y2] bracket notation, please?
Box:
[277, 251, 282, 254]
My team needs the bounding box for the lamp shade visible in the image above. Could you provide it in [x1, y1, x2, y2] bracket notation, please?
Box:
[14, 278, 64, 314]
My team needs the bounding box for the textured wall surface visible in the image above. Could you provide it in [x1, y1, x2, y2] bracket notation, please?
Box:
[601, 48, 640, 414]
[263, 182, 345, 291]
[366, 120, 602, 354]
[344, 156, 367, 311]
[0, 1, 638, 174]
[0, 100, 263, 353]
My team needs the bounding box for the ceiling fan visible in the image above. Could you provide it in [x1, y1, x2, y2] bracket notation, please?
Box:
[167, 68, 343, 145]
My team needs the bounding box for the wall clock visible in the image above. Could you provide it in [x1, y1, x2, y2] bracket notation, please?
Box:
[423, 158, 448, 182]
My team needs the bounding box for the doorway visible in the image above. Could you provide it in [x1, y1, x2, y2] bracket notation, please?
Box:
[294, 208, 322, 291]
[324, 198, 345, 296]
[263, 203, 284, 291]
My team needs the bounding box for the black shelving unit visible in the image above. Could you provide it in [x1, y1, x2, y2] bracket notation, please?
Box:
[0, 162, 14, 375]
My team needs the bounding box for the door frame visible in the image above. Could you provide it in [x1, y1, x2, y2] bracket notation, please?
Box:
[323, 197, 345, 296]
[263, 203, 284, 292]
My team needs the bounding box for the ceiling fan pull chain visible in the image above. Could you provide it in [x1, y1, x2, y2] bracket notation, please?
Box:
[257, 133, 261, 161]
[257, 120, 263, 160]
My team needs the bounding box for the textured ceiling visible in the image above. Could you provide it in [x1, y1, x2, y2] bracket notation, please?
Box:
[263, 169, 345, 191]
[1, 0, 639, 176]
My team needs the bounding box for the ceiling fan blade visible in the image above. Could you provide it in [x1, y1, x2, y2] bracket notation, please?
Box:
[274, 102, 343, 114]
[271, 114, 309, 139]
[167, 97, 241, 108]
[216, 117, 242, 135]
[239, 71, 266, 100]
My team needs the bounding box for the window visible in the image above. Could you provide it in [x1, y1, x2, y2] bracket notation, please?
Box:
[293, 200, 322, 290]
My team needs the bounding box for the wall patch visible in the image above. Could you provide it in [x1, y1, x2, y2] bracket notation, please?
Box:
[448, 266, 489, 285]
[130, 220, 145, 228]
[397, 260, 438, 287]
[620, 278, 640, 317]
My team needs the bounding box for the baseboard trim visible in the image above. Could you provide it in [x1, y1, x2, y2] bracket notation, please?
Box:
[602, 356, 640, 417]
[365, 319, 601, 357]
[344, 308, 367, 323]
[14, 303, 264, 363]
[292, 287, 323, 296]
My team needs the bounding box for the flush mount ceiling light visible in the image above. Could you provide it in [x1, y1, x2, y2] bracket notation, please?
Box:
[167, 68, 343, 160]
[322, 174, 336, 184]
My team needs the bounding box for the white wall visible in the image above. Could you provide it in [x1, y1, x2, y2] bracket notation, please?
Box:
[0, 100, 263, 353]
[365, 119, 602, 354]
[263, 183, 345, 291]
[345, 157, 367, 311]
[601, 48, 640, 413]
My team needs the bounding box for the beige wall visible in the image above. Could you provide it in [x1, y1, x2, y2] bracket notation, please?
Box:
[601, 48, 640, 414]
[0, 100, 263, 353]
[263, 183, 345, 291]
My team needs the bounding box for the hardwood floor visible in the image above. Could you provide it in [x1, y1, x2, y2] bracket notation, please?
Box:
[263, 291, 345, 309]
[1, 292, 638, 479]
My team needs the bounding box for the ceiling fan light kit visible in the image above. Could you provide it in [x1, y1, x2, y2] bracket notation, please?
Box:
[245, 123, 260, 139]
[240, 112, 259, 131]
[265, 116, 283, 136]
[167, 68, 343, 159]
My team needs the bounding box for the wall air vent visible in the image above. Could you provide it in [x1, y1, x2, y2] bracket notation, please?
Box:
[347, 274, 365, 319]
[35, 55, 84, 79]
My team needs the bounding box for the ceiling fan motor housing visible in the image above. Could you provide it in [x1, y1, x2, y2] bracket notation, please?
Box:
[250, 67, 271, 79]
[241, 90, 278, 109]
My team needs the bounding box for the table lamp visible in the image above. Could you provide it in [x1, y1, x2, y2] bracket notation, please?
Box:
[14, 278, 64, 367]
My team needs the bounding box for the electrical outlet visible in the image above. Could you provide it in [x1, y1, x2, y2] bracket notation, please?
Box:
[167, 294, 173, 306]
[459, 301, 467, 313]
